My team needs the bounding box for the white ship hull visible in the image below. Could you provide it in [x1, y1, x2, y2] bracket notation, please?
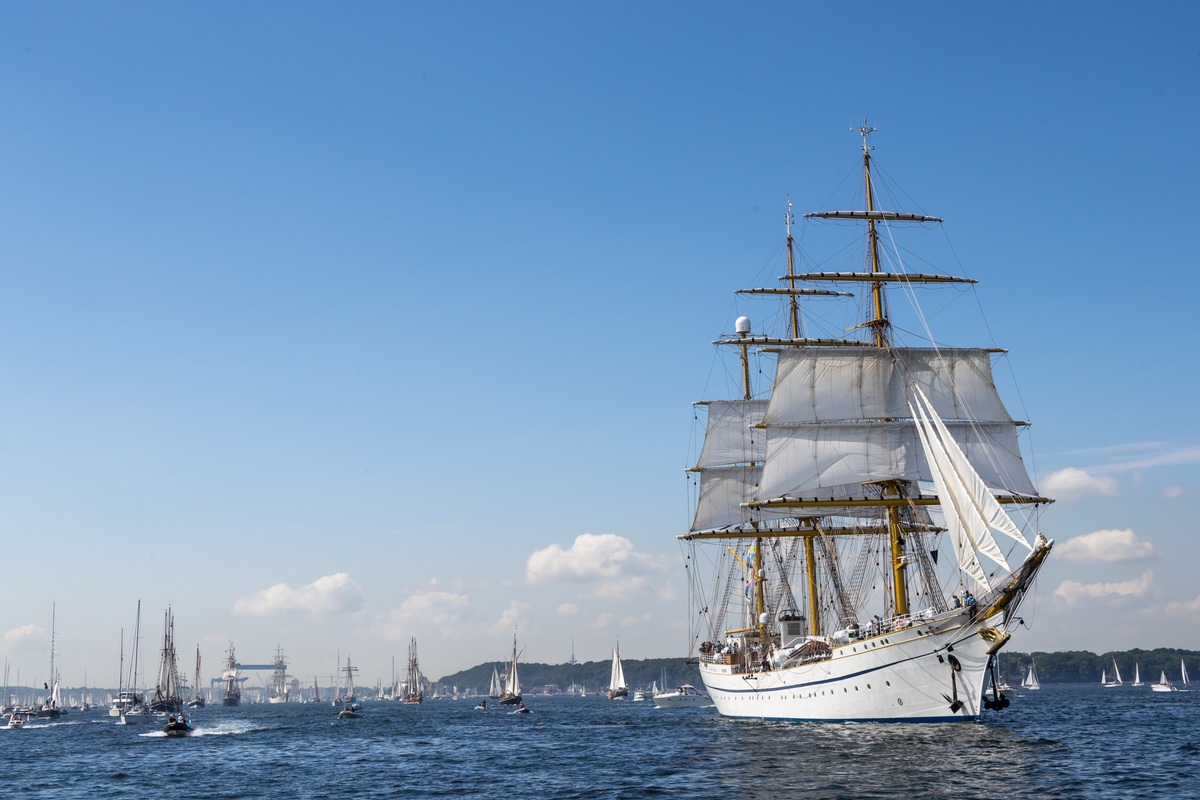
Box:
[700, 613, 999, 722]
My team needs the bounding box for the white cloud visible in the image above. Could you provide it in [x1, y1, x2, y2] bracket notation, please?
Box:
[3, 624, 41, 647]
[233, 573, 364, 616]
[1161, 486, 1184, 499]
[1042, 467, 1117, 501]
[557, 603, 580, 617]
[1056, 529, 1158, 563]
[1163, 595, 1200, 616]
[591, 612, 615, 629]
[391, 589, 471, 626]
[1053, 570, 1155, 606]
[487, 600, 529, 637]
[525, 533, 667, 600]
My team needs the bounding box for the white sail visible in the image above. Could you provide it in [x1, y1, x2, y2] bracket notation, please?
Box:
[1022, 663, 1040, 690]
[756, 420, 1037, 502]
[766, 348, 1017, 426]
[693, 466, 761, 531]
[506, 660, 520, 697]
[489, 667, 501, 697]
[910, 394, 993, 589]
[1183, 659, 1190, 685]
[609, 645, 626, 692]
[695, 400, 768, 468]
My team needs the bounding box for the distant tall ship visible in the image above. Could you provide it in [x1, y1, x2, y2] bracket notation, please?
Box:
[149, 608, 184, 713]
[682, 123, 1053, 722]
[222, 642, 241, 706]
[268, 645, 289, 704]
[401, 638, 423, 704]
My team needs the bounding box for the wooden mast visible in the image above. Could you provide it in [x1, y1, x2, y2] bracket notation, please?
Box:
[858, 120, 910, 619]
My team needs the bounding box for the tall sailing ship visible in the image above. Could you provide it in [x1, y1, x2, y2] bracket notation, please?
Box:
[268, 645, 289, 703]
[682, 123, 1053, 722]
[149, 608, 184, 713]
[401, 638, 423, 704]
[222, 642, 241, 706]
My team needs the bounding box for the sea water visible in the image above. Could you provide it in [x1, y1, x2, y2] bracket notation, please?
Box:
[1, 685, 1196, 799]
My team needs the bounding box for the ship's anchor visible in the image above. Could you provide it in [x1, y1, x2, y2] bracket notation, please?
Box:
[981, 655, 1011, 711]
[942, 654, 964, 713]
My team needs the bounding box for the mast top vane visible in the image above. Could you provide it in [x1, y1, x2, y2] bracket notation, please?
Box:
[856, 118, 876, 154]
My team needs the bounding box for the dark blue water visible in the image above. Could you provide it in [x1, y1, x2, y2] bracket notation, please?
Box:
[2, 686, 1197, 798]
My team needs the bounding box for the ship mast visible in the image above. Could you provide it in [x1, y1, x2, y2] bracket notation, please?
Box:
[858, 120, 910, 619]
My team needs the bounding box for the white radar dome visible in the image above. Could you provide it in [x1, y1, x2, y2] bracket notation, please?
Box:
[735, 316, 751, 334]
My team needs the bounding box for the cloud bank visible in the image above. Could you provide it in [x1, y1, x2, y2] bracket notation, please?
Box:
[233, 572, 364, 615]
[1042, 467, 1117, 501]
[1056, 528, 1158, 563]
[525, 533, 667, 599]
[1053, 570, 1154, 606]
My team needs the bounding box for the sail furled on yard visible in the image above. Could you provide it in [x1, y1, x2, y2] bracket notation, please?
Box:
[755, 347, 1038, 504]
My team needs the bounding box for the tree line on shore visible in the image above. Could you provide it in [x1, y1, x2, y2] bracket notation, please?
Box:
[437, 657, 698, 694]
[1002, 647, 1199, 685]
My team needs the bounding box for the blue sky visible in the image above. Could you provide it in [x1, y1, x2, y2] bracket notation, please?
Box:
[1, 1, 1197, 690]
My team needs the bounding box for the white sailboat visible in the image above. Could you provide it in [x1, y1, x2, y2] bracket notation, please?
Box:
[1102, 658, 1123, 688]
[497, 633, 523, 706]
[488, 666, 502, 699]
[681, 123, 1054, 722]
[36, 604, 63, 719]
[1022, 662, 1041, 691]
[118, 601, 154, 725]
[1182, 659, 1190, 687]
[187, 646, 205, 708]
[606, 641, 628, 700]
[1131, 663, 1143, 687]
[1152, 670, 1178, 693]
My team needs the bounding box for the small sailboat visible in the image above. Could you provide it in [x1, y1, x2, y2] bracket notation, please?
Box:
[1102, 658, 1123, 688]
[35, 604, 63, 719]
[1131, 663, 1143, 687]
[1022, 662, 1041, 691]
[497, 633, 523, 706]
[332, 657, 358, 706]
[1182, 659, 1191, 687]
[186, 646, 205, 708]
[118, 601, 155, 725]
[606, 641, 628, 700]
[488, 666, 502, 699]
[1152, 671, 1178, 693]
